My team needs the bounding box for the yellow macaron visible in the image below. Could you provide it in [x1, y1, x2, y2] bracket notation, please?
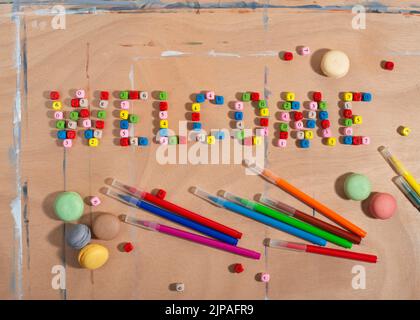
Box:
[78, 244, 109, 270]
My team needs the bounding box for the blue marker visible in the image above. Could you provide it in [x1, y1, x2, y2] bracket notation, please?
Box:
[105, 188, 238, 245]
[192, 187, 326, 246]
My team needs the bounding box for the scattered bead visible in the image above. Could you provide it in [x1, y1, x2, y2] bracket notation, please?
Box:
[260, 108, 269, 117]
[140, 91, 148, 100]
[279, 131, 289, 140]
[120, 129, 129, 138]
[179, 136, 188, 144]
[251, 92, 260, 101]
[318, 111, 329, 120]
[192, 112, 200, 121]
[90, 196, 101, 206]
[343, 102, 352, 109]
[128, 91, 139, 100]
[130, 137, 138, 146]
[233, 263, 244, 273]
[84, 129, 93, 139]
[54, 111, 63, 120]
[168, 136, 178, 145]
[123, 242, 134, 252]
[253, 136, 262, 145]
[322, 128, 332, 138]
[318, 101, 327, 111]
[100, 91, 109, 100]
[95, 120, 105, 129]
[159, 128, 169, 137]
[119, 91, 129, 100]
[192, 122, 202, 131]
[159, 137, 169, 145]
[307, 111, 317, 119]
[196, 133, 206, 142]
[320, 119, 331, 129]
[82, 119, 92, 128]
[70, 111, 79, 121]
[352, 136, 363, 145]
[159, 91, 168, 100]
[256, 128, 268, 136]
[160, 120, 169, 128]
[129, 114, 139, 123]
[296, 131, 305, 140]
[294, 120, 304, 130]
[234, 111, 244, 121]
[352, 92, 362, 101]
[304, 130, 313, 140]
[313, 92, 322, 102]
[362, 136, 371, 145]
[343, 109, 353, 119]
[283, 52, 293, 61]
[343, 92, 353, 102]
[76, 89, 85, 98]
[56, 120, 65, 129]
[258, 100, 267, 108]
[306, 119, 316, 128]
[343, 136, 353, 145]
[207, 135, 215, 145]
[260, 273, 270, 282]
[159, 101, 168, 111]
[66, 130, 76, 139]
[280, 112, 290, 121]
[260, 118, 269, 127]
[139, 137, 149, 146]
[243, 136, 253, 146]
[159, 111, 168, 119]
[57, 130, 67, 140]
[282, 102, 292, 110]
[214, 131, 225, 140]
[242, 92, 251, 102]
[362, 92, 372, 102]
[93, 130, 102, 139]
[79, 109, 90, 118]
[298, 46, 311, 55]
[291, 101, 300, 110]
[279, 123, 289, 132]
[67, 120, 77, 130]
[99, 100, 108, 109]
[175, 283, 184, 292]
[293, 111, 304, 121]
[344, 119, 353, 127]
[383, 61, 394, 71]
[399, 126, 411, 136]
[156, 189, 167, 200]
[120, 100, 130, 109]
[79, 98, 88, 108]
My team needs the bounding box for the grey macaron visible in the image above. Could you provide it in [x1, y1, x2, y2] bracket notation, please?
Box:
[65, 224, 91, 249]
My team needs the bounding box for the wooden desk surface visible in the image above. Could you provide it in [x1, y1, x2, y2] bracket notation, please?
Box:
[1, 1, 420, 299]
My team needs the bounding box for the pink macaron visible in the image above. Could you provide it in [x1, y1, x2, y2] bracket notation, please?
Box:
[369, 193, 397, 219]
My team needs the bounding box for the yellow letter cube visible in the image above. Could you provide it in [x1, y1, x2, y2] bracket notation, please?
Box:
[327, 137, 336, 146]
[344, 92, 353, 102]
[400, 126, 411, 136]
[52, 101, 62, 110]
[253, 136, 262, 145]
[160, 120, 168, 128]
[88, 138, 99, 147]
[207, 135, 215, 144]
[192, 103, 201, 112]
[120, 110, 129, 120]
[286, 92, 295, 101]
[304, 130, 314, 140]
[260, 108, 269, 117]
[353, 115, 363, 124]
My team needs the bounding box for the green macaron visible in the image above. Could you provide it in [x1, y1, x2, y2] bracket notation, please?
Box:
[344, 173, 372, 201]
[54, 191, 84, 222]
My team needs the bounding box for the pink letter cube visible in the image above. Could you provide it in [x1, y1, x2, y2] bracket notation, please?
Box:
[261, 273, 270, 282]
[280, 112, 290, 121]
[54, 111, 63, 120]
[76, 89, 85, 98]
[309, 101, 318, 110]
[159, 111, 168, 119]
[234, 101, 244, 111]
[159, 136, 168, 144]
[63, 139, 72, 148]
[120, 129, 129, 137]
[90, 196, 101, 206]
[120, 100, 130, 110]
[206, 91, 215, 100]
[362, 136, 370, 145]
[322, 128, 332, 138]
[277, 139, 287, 147]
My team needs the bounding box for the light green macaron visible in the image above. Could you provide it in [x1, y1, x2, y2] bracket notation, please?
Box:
[344, 173, 372, 201]
[54, 191, 84, 222]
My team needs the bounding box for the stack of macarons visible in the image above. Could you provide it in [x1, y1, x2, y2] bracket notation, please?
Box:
[54, 191, 121, 270]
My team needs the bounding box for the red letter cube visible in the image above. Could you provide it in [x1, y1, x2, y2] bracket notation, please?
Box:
[129, 90, 139, 100]
[159, 102, 168, 111]
[313, 91, 322, 102]
[321, 119, 330, 129]
[294, 111, 303, 121]
[260, 118, 269, 127]
[95, 120, 105, 129]
[100, 91, 109, 100]
[283, 52, 293, 61]
[279, 131, 289, 139]
[66, 130, 76, 139]
[156, 189, 167, 200]
[120, 138, 129, 146]
[352, 92, 362, 101]
[384, 61, 394, 71]
[343, 109, 353, 119]
[50, 91, 60, 100]
[251, 92, 260, 102]
[353, 136, 362, 145]
[233, 263, 244, 273]
[79, 108, 90, 118]
[192, 112, 200, 121]
[123, 242, 134, 252]
[71, 98, 80, 108]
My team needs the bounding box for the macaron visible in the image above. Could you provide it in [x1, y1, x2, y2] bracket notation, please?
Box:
[320, 50, 350, 78]
[369, 192, 397, 220]
[54, 191, 84, 222]
[66, 224, 91, 249]
[344, 173, 372, 201]
[92, 213, 121, 240]
[78, 243, 109, 270]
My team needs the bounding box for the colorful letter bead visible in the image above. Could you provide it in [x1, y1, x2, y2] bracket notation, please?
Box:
[343, 109, 353, 118]
[129, 137, 138, 146]
[294, 111, 303, 121]
[304, 130, 314, 140]
[352, 92, 362, 101]
[343, 136, 353, 145]
[120, 100, 130, 110]
[159, 137, 168, 145]
[258, 100, 267, 108]
[119, 91, 129, 99]
[253, 136, 262, 145]
[140, 91, 148, 100]
[353, 115, 363, 124]
[56, 120, 65, 129]
[242, 92, 251, 102]
[52, 101, 62, 110]
[159, 111, 168, 120]
[260, 108, 269, 117]
[362, 92, 372, 101]
[384, 61, 394, 71]
[129, 91, 139, 100]
[120, 137, 129, 146]
[283, 52, 293, 61]
[159, 91, 168, 100]
[179, 136, 187, 144]
[280, 112, 290, 121]
[343, 102, 352, 109]
[400, 126, 411, 136]
[282, 102, 292, 110]
[66, 130, 76, 139]
[236, 121, 244, 129]
[79, 99, 88, 108]
[97, 110, 106, 119]
[306, 119, 316, 128]
[120, 110, 129, 120]
[343, 92, 353, 102]
[234, 101, 244, 111]
[90, 196, 101, 206]
[159, 101, 168, 111]
[192, 103, 200, 112]
[307, 111, 317, 119]
[279, 123, 289, 132]
[63, 139, 72, 148]
[69, 111, 78, 121]
[326, 137, 336, 146]
[93, 129, 102, 139]
[82, 119, 92, 128]
[277, 139, 287, 147]
[99, 100, 108, 109]
[192, 112, 200, 121]
[309, 101, 318, 110]
[57, 130, 67, 139]
[362, 136, 371, 145]
[139, 137, 149, 146]
[84, 129, 93, 139]
[294, 121, 304, 130]
[260, 273, 270, 282]
[296, 131, 305, 140]
[196, 94, 205, 103]
[321, 119, 331, 129]
[192, 122, 202, 131]
[291, 101, 300, 110]
[206, 91, 215, 100]
[260, 118, 269, 127]
[67, 120, 77, 130]
[285, 92, 295, 101]
[215, 96, 224, 105]
[95, 120, 105, 129]
[160, 120, 168, 128]
[129, 114, 139, 123]
[344, 119, 353, 127]
[256, 128, 268, 136]
[280, 131, 289, 139]
[251, 92, 260, 101]
[71, 99, 80, 108]
[100, 91, 109, 100]
[120, 120, 129, 129]
[353, 136, 362, 145]
[319, 111, 329, 120]
[234, 112, 244, 121]
[318, 101, 327, 111]
[299, 46, 311, 55]
[54, 111, 63, 120]
[322, 128, 332, 138]
[299, 139, 310, 148]
[50, 91, 60, 100]
[313, 92, 322, 102]
[79, 109, 90, 118]
[168, 136, 178, 145]
[120, 129, 129, 138]
[76, 89, 85, 98]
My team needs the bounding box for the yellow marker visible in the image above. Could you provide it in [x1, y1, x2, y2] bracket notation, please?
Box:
[192, 103, 201, 112]
[343, 92, 353, 102]
[304, 130, 313, 140]
[353, 115, 363, 124]
[207, 135, 215, 144]
[52, 101, 62, 110]
[260, 108, 269, 117]
[88, 138, 99, 147]
[379, 146, 420, 197]
[327, 137, 336, 146]
[253, 136, 262, 145]
[160, 120, 168, 128]
[120, 110, 129, 120]
[400, 126, 411, 136]
[286, 92, 295, 101]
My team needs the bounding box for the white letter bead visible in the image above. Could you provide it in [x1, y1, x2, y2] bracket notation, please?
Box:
[75, 89, 85, 98]
[130, 137, 138, 145]
[296, 131, 305, 140]
[175, 283, 184, 292]
[93, 130, 102, 139]
[99, 100, 108, 109]
[307, 111, 317, 119]
[140, 91, 148, 100]
[79, 98, 88, 107]
[236, 121, 244, 129]
[196, 133, 206, 142]
[344, 102, 352, 109]
[67, 120, 77, 130]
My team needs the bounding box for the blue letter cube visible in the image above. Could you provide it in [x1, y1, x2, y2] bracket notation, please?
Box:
[319, 111, 329, 120]
[57, 130, 67, 140]
[196, 94, 205, 103]
[343, 136, 353, 145]
[234, 112, 243, 121]
[138, 137, 149, 146]
[215, 95, 224, 105]
[291, 101, 300, 110]
[192, 122, 202, 131]
[120, 120, 129, 129]
[215, 131, 225, 140]
[159, 128, 169, 137]
[362, 92, 372, 102]
[84, 129, 93, 139]
[306, 119, 316, 129]
[299, 139, 310, 148]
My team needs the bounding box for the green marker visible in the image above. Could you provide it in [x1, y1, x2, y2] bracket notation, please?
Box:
[221, 191, 352, 249]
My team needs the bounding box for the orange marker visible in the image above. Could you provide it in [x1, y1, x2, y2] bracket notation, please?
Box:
[244, 161, 367, 238]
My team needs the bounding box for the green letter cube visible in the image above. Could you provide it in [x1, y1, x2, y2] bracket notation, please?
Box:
[318, 101, 327, 111]
[70, 111, 79, 121]
[129, 114, 139, 124]
[242, 92, 251, 102]
[97, 110, 106, 119]
[279, 123, 289, 132]
[159, 91, 168, 100]
[119, 91, 129, 100]
[56, 120, 65, 129]
[169, 136, 178, 145]
[258, 100, 267, 108]
[344, 118, 353, 127]
[283, 102, 292, 110]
